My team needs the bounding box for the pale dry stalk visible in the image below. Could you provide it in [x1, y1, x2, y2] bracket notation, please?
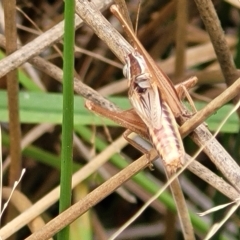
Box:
[194, 0, 240, 116]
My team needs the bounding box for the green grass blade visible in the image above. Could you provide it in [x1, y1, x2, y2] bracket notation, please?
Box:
[0, 90, 238, 133]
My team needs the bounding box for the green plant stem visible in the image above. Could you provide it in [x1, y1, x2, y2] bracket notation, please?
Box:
[58, 0, 75, 239]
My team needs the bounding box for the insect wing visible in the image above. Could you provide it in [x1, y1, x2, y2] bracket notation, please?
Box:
[129, 80, 163, 131]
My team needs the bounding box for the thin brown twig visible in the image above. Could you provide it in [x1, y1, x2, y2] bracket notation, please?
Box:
[104, 163, 164, 212]
[187, 158, 239, 200]
[3, 0, 22, 189]
[76, 1, 133, 62]
[189, 123, 240, 192]
[193, 0, 240, 115]
[180, 100, 240, 192]
[166, 176, 195, 240]
[193, 0, 239, 87]
[175, 0, 188, 78]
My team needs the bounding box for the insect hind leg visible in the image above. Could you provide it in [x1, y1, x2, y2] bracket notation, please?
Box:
[175, 76, 198, 114]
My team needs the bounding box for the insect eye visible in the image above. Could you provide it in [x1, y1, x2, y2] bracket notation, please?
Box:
[136, 85, 146, 94]
[123, 64, 130, 79]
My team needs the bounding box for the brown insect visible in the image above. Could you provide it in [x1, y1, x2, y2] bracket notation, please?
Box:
[122, 48, 185, 172]
[86, 4, 197, 173]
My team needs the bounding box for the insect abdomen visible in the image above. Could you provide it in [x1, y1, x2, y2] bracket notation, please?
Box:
[149, 101, 185, 172]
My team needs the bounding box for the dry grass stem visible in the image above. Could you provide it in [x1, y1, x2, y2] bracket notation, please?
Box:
[194, 0, 240, 116]
[160, 36, 236, 77]
[3, 0, 22, 189]
[166, 176, 195, 240]
[2, 188, 53, 240]
[76, 0, 133, 62]
[194, 0, 239, 87]
[2, 123, 54, 172]
[175, 0, 188, 78]
[187, 158, 240, 200]
[190, 123, 240, 192]
[224, 0, 240, 8]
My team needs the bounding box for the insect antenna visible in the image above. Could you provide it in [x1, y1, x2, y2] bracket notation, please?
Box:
[134, 0, 141, 35]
